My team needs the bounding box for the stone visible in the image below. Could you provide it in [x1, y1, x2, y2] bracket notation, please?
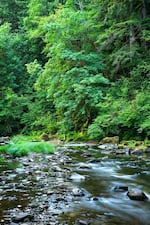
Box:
[78, 163, 92, 169]
[17, 183, 25, 189]
[36, 183, 45, 189]
[114, 186, 128, 192]
[12, 213, 34, 223]
[88, 158, 101, 163]
[98, 144, 118, 150]
[127, 189, 148, 201]
[15, 168, 26, 174]
[145, 147, 150, 153]
[51, 166, 62, 172]
[99, 136, 119, 144]
[39, 133, 49, 141]
[92, 197, 99, 201]
[69, 173, 85, 181]
[78, 219, 90, 225]
[72, 188, 85, 197]
[132, 149, 144, 155]
[0, 136, 10, 144]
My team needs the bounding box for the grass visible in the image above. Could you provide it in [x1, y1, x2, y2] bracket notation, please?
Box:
[119, 139, 150, 151]
[11, 134, 39, 143]
[0, 135, 55, 158]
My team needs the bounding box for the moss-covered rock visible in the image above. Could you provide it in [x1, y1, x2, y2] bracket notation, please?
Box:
[39, 133, 49, 141]
[100, 136, 119, 144]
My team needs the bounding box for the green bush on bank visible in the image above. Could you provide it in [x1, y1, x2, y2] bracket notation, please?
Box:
[0, 137, 55, 158]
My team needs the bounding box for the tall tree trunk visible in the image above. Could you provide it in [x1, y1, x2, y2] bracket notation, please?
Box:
[129, 0, 135, 50]
[142, 0, 146, 19]
[142, 0, 147, 49]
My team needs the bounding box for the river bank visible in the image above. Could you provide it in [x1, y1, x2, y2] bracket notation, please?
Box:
[0, 142, 150, 225]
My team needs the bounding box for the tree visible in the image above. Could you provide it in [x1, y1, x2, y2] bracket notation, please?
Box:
[0, 0, 29, 30]
[34, 5, 109, 136]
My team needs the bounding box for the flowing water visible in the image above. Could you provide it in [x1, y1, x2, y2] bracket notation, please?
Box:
[0, 145, 150, 225]
[59, 147, 150, 225]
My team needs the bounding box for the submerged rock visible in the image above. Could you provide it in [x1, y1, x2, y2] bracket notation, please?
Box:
[127, 189, 148, 201]
[92, 196, 99, 201]
[78, 163, 92, 169]
[114, 186, 128, 192]
[88, 158, 101, 163]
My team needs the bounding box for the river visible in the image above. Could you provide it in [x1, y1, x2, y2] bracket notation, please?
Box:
[0, 143, 150, 224]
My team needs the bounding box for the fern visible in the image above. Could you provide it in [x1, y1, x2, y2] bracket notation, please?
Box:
[0, 140, 55, 158]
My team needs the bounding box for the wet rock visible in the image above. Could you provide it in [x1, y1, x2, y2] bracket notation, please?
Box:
[78, 219, 90, 225]
[8, 174, 17, 180]
[72, 188, 85, 197]
[12, 212, 34, 223]
[98, 144, 118, 150]
[127, 189, 148, 201]
[0, 136, 10, 145]
[19, 224, 29, 225]
[114, 186, 128, 192]
[145, 147, 150, 153]
[132, 149, 144, 155]
[36, 183, 45, 189]
[78, 163, 92, 169]
[104, 212, 115, 218]
[92, 197, 99, 201]
[114, 149, 127, 155]
[15, 168, 26, 174]
[17, 183, 25, 189]
[51, 166, 62, 172]
[88, 158, 100, 163]
[47, 190, 55, 195]
[69, 173, 85, 181]
[82, 153, 92, 158]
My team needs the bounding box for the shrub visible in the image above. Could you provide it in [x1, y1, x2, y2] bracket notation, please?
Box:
[0, 137, 55, 158]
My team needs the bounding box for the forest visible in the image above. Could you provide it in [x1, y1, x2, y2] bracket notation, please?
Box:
[0, 0, 150, 142]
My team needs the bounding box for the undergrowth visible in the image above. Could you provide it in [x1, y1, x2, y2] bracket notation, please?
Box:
[0, 135, 55, 158]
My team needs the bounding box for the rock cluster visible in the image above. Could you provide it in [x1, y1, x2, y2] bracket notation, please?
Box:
[0, 136, 10, 145]
[0, 150, 87, 224]
[114, 185, 148, 201]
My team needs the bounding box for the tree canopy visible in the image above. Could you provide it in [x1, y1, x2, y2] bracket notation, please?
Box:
[0, 0, 150, 141]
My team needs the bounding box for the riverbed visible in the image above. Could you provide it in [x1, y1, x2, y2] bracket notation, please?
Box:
[0, 143, 150, 225]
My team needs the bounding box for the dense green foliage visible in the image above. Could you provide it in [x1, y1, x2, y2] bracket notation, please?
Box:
[0, 0, 150, 141]
[0, 135, 55, 157]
